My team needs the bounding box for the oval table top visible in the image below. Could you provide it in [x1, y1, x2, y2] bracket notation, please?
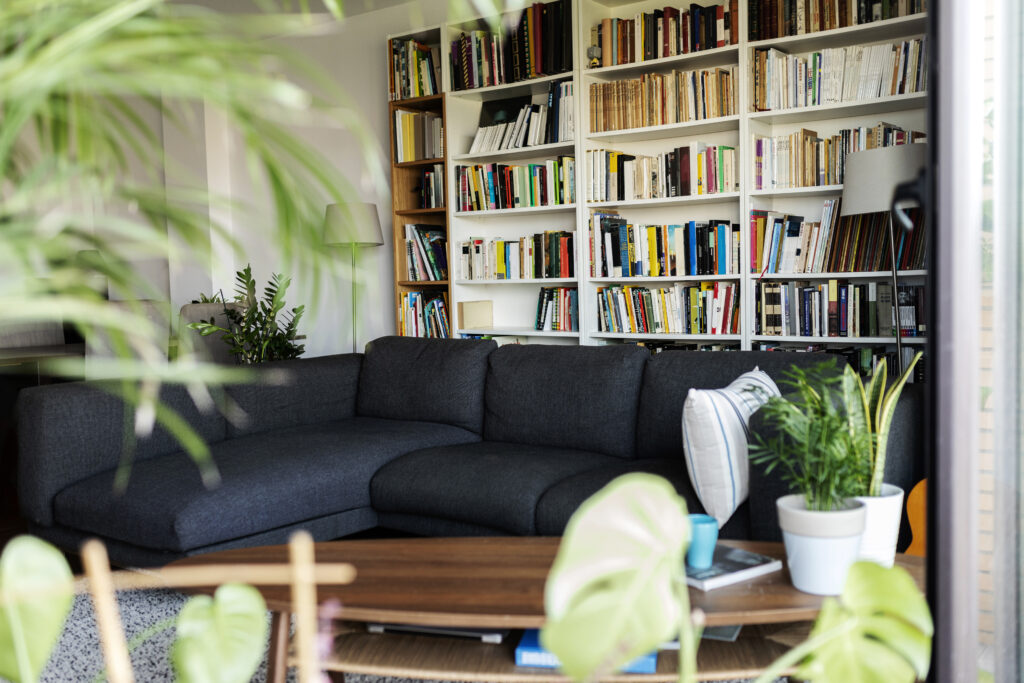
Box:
[168, 536, 925, 628]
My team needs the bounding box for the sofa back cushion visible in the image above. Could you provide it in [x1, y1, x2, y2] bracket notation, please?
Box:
[636, 351, 839, 459]
[483, 344, 649, 458]
[226, 354, 363, 438]
[357, 336, 496, 433]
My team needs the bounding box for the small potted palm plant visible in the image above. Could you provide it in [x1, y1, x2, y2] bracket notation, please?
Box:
[842, 352, 923, 567]
[750, 362, 870, 595]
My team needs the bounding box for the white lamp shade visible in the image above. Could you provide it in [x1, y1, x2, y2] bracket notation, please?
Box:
[323, 202, 384, 246]
[840, 143, 927, 216]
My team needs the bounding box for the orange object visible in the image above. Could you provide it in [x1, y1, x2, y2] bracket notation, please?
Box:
[906, 479, 927, 557]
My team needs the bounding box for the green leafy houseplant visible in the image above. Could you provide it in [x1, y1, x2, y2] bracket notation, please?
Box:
[749, 361, 872, 511]
[542, 473, 933, 683]
[841, 352, 923, 496]
[189, 265, 305, 365]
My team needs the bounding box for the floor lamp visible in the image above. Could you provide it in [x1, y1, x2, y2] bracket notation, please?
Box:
[323, 203, 384, 353]
[840, 143, 926, 373]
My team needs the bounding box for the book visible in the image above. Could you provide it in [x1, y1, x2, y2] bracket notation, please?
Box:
[367, 623, 509, 644]
[458, 300, 494, 329]
[685, 544, 782, 591]
[515, 629, 657, 674]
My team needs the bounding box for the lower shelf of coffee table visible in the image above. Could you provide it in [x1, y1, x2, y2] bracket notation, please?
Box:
[305, 624, 804, 682]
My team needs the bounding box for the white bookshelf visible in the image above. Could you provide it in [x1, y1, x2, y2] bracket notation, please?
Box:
[391, 1, 928, 351]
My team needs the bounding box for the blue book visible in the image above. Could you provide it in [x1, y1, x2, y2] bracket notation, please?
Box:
[717, 223, 728, 274]
[687, 220, 698, 276]
[617, 223, 631, 277]
[515, 630, 657, 674]
[767, 219, 782, 273]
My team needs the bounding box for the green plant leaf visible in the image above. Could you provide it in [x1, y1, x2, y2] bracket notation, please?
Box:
[542, 473, 691, 682]
[0, 536, 74, 683]
[755, 562, 932, 683]
[870, 352, 923, 494]
[171, 583, 268, 683]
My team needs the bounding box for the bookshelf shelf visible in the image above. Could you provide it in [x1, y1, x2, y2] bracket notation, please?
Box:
[755, 270, 927, 280]
[391, 93, 445, 109]
[455, 278, 578, 285]
[449, 72, 573, 102]
[454, 204, 577, 217]
[395, 207, 446, 216]
[747, 93, 927, 125]
[395, 157, 446, 168]
[459, 327, 580, 338]
[452, 142, 575, 163]
[587, 115, 740, 143]
[591, 275, 741, 283]
[749, 185, 843, 198]
[748, 13, 927, 53]
[397, 280, 449, 287]
[583, 45, 739, 80]
[587, 193, 740, 209]
[591, 332, 742, 341]
[751, 335, 928, 345]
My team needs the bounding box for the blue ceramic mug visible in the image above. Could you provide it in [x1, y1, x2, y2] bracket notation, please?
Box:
[687, 513, 719, 570]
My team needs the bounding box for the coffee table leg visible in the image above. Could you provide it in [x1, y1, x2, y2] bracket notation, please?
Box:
[267, 610, 291, 683]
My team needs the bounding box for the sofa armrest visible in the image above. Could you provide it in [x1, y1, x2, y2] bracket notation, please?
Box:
[746, 382, 927, 546]
[17, 381, 226, 527]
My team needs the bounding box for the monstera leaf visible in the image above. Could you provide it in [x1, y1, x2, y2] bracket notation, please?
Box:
[755, 561, 932, 683]
[0, 536, 74, 683]
[542, 474, 696, 682]
[172, 583, 268, 683]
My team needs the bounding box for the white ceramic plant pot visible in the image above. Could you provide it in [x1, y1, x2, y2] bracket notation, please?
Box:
[854, 484, 905, 568]
[776, 495, 866, 596]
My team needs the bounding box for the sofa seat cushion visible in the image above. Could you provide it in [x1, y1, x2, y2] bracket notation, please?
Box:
[534, 459, 750, 540]
[53, 417, 479, 553]
[370, 441, 621, 535]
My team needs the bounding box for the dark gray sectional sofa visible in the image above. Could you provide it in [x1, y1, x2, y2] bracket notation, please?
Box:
[16, 336, 924, 567]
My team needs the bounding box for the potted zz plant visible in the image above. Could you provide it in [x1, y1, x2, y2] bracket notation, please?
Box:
[842, 352, 923, 567]
[749, 361, 872, 595]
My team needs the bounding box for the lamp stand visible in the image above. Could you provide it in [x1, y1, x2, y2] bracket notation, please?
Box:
[887, 211, 904, 374]
[350, 245, 359, 354]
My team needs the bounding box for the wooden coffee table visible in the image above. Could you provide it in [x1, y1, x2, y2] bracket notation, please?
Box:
[169, 536, 924, 682]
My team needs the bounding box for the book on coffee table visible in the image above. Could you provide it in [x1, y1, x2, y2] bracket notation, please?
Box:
[515, 629, 657, 673]
[366, 623, 510, 643]
[685, 545, 783, 591]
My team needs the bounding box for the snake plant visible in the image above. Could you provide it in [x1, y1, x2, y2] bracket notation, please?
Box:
[841, 352, 923, 496]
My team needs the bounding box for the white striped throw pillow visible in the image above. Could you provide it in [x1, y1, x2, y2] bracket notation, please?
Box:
[681, 368, 780, 527]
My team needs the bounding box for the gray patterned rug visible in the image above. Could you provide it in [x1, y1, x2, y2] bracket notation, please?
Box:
[13, 590, 772, 682]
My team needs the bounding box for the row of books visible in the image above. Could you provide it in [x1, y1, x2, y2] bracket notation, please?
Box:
[751, 38, 927, 111]
[753, 280, 924, 337]
[588, 66, 737, 133]
[455, 231, 575, 280]
[400, 292, 450, 338]
[449, 0, 572, 91]
[454, 158, 575, 212]
[387, 38, 441, 102]
[752, 125, 924, 189]
[535, 286, 578, 331]
[747, 0, 926, 42]
[394, 110, 443, 163]
[633, 340, 740, 352]
[597, 282, 741, 335]
[468, 84, 574, 154]
[418, 164, 445, 209]
[586, 144, 737, 202]
[753, 343, 926, 382]
[589, 2, 740, 68]
[403, 225, 448, 281]
[589, 213, 741, 277]
[752, 203, 926, 274]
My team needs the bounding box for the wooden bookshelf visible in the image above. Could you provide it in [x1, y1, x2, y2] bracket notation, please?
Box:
[388, 29, 451, 337]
